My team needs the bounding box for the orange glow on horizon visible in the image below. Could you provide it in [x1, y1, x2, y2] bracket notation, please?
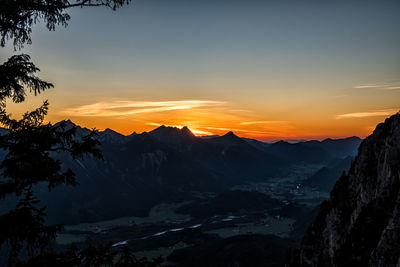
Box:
[47, 115, 388, 142]
[4, 96, 398, 142]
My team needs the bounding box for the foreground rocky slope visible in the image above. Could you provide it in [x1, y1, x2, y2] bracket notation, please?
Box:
[289, 113, 400, 267]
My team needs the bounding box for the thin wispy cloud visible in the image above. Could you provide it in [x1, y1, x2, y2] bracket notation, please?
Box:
[61, 100, 225, 117]
[353, 85, 382, 89]
[336, 109, 398, 119]
[353, 82, 400, 90]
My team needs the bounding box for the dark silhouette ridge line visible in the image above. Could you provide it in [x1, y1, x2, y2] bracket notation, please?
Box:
[46, 119, 362, 143]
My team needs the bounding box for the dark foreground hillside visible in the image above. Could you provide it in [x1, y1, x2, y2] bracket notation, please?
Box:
[168, 234, 296, 267]
[288, 113, 400, 267]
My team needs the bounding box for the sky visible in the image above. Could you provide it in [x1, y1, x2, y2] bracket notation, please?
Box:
[1, 0, 399, 141]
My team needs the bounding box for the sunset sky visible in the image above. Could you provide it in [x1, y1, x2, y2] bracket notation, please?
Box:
[1, 0, 399, 141]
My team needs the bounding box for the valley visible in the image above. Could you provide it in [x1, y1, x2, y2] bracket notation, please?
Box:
[54, 163, 339, 266]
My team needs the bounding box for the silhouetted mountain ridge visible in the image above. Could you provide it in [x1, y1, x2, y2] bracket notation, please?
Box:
[0, 121, 362, 224]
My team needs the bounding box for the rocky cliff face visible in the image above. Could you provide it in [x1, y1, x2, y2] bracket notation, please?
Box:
[289, 113, 400, 267]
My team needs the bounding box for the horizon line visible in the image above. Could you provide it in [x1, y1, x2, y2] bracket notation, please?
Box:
[49, 119, 362, 143]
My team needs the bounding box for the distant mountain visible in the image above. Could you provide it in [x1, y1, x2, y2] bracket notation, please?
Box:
[148, 125, 196, 149]
[0, 122, 362, 224]
[289, 113, 400, 266]
[208, 131, 244, 144]
[303, 156, 353, 192]
[200, 132, 285, 181]
[267, 141, 333, 164]
[299, 136, 362, 158]
[242, 137, 271, 152]
[97, 128, 129, 144]
[267, 137, 362, 165]
[201, 134, 271, 151]
[42, 132, 223, 224]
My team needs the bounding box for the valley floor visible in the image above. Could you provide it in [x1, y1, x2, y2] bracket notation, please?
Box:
[55, 164, 330, 266]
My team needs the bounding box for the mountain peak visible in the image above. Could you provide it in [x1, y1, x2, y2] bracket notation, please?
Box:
[148, 125, 196, 147]
[321, 136, 362, 143]
[181, 126, 195, 137]
[53, 119, 77, 129]
[103, 128, 117, 134]
[150, 125, 195, 137]
[101, 128, 124, 137]
[150, 125, 178, 135]
[223, 131, 239, 139]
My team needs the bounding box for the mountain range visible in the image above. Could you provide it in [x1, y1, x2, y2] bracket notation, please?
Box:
[0, 121, 362, 224]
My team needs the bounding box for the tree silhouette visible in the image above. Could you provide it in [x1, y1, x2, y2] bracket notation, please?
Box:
[1, 0, 130, 49]
[0, 1, 161, 266]
[0, 54, 53, 103]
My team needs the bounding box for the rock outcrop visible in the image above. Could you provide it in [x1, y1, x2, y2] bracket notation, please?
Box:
[289, 113, 400, 267]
